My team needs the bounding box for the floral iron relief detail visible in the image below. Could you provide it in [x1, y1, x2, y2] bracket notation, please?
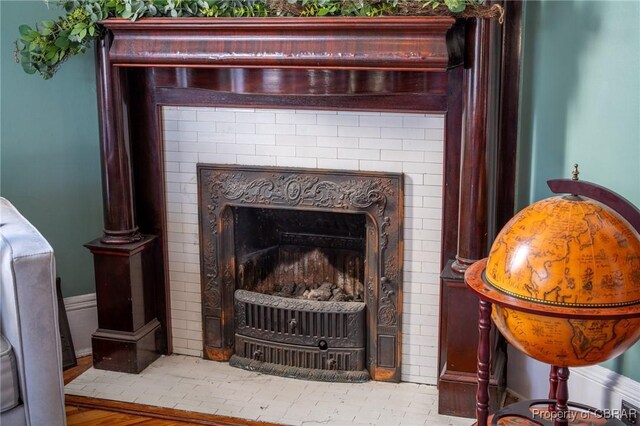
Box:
[223, 265, 234, 290]
[202, 195, 219, 313]
[222, 207, 234, 227]
[380, 216, 391, 251]
[378, 276, 397, 327]
[367, 278, 375, 305]
[205, 205, 218, 280]
[204, 284, 221, 310]
[235, 300, 247, 328]
[207, 172, 391, 217]
[202, 171, 222, 313]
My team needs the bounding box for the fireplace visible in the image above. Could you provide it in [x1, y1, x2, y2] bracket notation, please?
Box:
[164, 105, 445, 384]
[86, 14, 522, 416]
[197, 165, 403, 381]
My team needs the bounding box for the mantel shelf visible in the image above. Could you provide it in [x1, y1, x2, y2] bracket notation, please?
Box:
[101, 17, 460, 71]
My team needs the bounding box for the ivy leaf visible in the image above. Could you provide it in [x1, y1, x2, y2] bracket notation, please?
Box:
[45, 47, 59, 61]
[54, 35, 70, 49]
[20, 33, 37, 42]
[20, 28, 39, 42]
[444, 0, 466, 12]
[19, 25, 32, 36]
[21, 60, 37, 74]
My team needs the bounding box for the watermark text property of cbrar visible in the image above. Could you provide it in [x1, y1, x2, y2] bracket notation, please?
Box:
[531, 408, 638, 422]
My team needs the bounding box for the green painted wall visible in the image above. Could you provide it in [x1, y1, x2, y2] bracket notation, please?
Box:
[518, 0, 640, 382]
[0, 0, 102, 297]
[1, 0, 639, 381]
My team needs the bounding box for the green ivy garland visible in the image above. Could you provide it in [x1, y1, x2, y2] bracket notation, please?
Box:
[16, 0, 485, 80]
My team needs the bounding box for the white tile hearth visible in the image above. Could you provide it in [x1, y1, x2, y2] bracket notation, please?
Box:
[65, 355, 473, 426]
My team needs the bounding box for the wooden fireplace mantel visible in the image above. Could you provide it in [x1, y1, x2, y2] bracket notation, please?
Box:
[86, 9, 522, 419]
[101, 17, 459, 70]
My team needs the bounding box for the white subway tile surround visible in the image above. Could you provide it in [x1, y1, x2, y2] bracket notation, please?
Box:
[163, 107, 444, 385]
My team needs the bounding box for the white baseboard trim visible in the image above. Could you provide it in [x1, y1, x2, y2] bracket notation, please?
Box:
[64, 293, 97, 358]
[570, 364, 640, 408]
[508, 347, 640, 410]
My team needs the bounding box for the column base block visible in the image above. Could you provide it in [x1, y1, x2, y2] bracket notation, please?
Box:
[86, 234, 165, 374]
[92, 318, 162, 374]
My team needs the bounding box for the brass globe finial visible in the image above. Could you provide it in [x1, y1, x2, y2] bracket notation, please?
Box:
[572, 164, 580, 181]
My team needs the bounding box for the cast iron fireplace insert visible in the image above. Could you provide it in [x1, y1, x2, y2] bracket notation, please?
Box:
[197, 164, 403, 382]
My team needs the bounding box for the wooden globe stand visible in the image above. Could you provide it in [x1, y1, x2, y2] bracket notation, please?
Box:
[465, 176, 640, 426]
[466, 271, 633, 426]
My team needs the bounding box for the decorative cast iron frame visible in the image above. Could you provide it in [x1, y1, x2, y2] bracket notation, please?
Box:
[197, 164, 404, 381]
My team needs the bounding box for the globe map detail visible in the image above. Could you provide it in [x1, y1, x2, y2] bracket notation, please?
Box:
[484, 195, 640, 367]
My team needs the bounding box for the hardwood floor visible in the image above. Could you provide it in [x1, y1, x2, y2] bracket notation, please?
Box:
[64, 356, 275, 426]
[66, 404, 196, 425]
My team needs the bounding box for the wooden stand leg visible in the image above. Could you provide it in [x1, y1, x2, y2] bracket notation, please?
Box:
[549, 365, 558, 411]
[554, 367, 570, 426]
[476, 300, 492, 426]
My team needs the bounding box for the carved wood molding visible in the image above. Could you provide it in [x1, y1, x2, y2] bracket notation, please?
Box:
[101, 17, 458, 71]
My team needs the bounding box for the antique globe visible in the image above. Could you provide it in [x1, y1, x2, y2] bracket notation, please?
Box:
[472, 173, 640, 367]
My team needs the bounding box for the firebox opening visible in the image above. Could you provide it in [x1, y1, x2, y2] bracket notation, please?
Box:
[233, 207, 367, 303]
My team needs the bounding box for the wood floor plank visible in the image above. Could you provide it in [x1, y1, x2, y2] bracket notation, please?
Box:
[66, 405, 195, 426]
[66, 395, 277, 425]
[64, 356, 93, 385]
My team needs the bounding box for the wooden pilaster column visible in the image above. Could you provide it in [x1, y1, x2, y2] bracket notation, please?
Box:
[439, 8, 512, 417]
[86, 33, 161, 373]
[452, 16, 494, 274]
[95, 32, 140, 244]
